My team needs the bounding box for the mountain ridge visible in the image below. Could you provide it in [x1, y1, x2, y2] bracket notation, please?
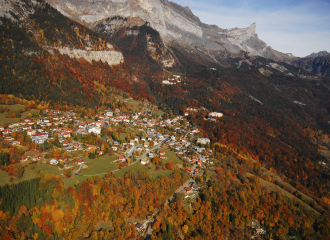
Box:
[305, 50, 330, 58]
[43, 0, 295, 63]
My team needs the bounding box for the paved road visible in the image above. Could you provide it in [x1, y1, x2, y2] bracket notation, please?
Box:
[125, 144, 142, 158]
[145, 179, 195, 239]
[174, 179, 195, 196]
[137, 142, 162, 161]
[74, 163, 83, 175]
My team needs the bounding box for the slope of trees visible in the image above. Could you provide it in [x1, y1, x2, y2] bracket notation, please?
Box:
[152, 172, 330, 239]
[0, 170, 189, 239]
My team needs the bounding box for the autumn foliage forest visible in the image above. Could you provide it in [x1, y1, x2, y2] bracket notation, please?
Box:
[1, 0, 330, 239]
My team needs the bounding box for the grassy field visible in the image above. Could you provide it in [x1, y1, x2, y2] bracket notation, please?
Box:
[119, 133, 128, 142]
[0, 155, 118, 187]
[124, 100, 141, 112]
[0, 162, 62, 185]
[0, 104, 39, 126]
[79, 155, 118, 176]
[0, 150, 179, 186]
[95, 221, 114, 231]
[162, 149, 183, 164]
[113, 148, 182, 179]
[0, 169, 9, 185]
[151, 110, 165, 116]
[0, 104, 25, 111]
[63, 174, 89, 188]
[114, 162, 172, 178]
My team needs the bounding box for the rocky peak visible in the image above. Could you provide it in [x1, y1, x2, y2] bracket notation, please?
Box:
[218, 22, 256, 42]
[305, 51, 330, 58]
[43, 0, 292, 62]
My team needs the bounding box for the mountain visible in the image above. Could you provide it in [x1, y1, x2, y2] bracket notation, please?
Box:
[293, 54, 330, 78]
[1, 1, 330, 239]
[44, 0, 294, 64]
[305, 50, 330, 58]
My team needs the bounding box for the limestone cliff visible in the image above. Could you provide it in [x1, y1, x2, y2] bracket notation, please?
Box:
[44, 0, 292, 62]
[50, 47, 124, 65]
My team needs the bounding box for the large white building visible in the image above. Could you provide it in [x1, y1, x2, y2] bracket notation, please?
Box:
[88, 126, 101, 135]
[209, 112, 223, 118]
[31, 133, 48, 144]
[105, 110, 113, 116]
[197, 138, 210, 145]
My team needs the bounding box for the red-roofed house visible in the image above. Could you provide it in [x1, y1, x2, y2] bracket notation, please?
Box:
[63, 132, 71, 138]
[2, 129, 10, 135]
[159, 151, 165, 159]
[184, 187, 192, 193]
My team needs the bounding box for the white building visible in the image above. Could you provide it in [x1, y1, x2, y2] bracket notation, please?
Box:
[88, 126, 101, 135]
[162, 80, 175, 85]
[141, 158, 149, 165]
[209, 112, 223, 118]
[105, 110, 113, 116]
[50, 159, 58, 165]
[197, 138, 210, 145]
[31, 133, 48, 144]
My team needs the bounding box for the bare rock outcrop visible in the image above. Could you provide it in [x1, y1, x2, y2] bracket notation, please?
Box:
[52, 47, 124, 66]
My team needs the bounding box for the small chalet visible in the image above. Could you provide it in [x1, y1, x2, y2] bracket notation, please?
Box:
[118, 156, 125, 162]
[141, 158, 149, 165]
[184, 187, 192, 193]
[27, 129, 36, 136]
[50, 159, 58, 165]
[159, 151, 165, 159]
[63, 132, 71, 138]
[2, 129, 11, 135]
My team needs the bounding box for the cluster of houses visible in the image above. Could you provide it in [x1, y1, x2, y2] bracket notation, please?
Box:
[183, 107, 223, 122]
[1, 98, 218, 179]
[183, 182, 199, 199]
[162, 75, 182, 85]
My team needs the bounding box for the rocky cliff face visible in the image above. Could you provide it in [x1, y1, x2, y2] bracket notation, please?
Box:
[51, 47, 124, 65]
[0, 0, 125, 66]
[44, 0, 293, 62]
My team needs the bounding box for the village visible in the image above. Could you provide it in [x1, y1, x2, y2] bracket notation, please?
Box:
[0, 98, 225, 181]
[0, 98, 271, 239]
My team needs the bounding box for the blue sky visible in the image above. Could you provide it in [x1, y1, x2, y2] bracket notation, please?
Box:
[174, 0, 330, 57]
